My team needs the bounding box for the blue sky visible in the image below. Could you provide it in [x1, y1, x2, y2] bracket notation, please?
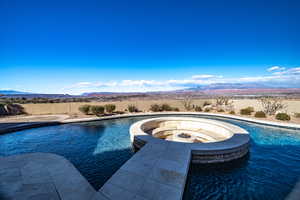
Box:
[1, 0, 300, 94]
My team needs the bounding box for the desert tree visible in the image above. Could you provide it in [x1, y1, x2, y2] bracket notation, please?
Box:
[216, 96, 233, 106]
[260, 97, 286, 115]
[181, 95, 193, 111]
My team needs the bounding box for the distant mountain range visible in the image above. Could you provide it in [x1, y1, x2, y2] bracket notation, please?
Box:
[0, 90, 32, 95]
[0, 90, 80, 98]
[1, 83, 300, 98]
[182, 83, 270, 91]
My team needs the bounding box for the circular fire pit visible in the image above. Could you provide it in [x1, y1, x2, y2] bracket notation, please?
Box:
[130, 117, 250, 163]
[178, 133, 191, 138]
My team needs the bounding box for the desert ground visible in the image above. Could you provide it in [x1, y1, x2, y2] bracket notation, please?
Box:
[4, 99, 297, 124]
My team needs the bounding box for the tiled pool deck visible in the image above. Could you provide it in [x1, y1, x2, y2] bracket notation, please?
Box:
[0, 142, 190, 200]
[0, 153, 97, 200]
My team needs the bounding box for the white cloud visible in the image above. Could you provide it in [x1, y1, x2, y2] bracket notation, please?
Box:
[64, 67, 300, 94]
[120, 80, 164, 87]
[192, 74, 222, 79]
[267, 66, 285, 72]
[272, 67, 300, 75]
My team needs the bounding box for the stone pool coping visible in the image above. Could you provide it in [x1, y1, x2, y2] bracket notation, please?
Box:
[1, 112, 300, 200]
[1, 112, 300, 135]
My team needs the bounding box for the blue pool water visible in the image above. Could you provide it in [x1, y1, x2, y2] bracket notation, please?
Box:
[0, 115, 300, 200]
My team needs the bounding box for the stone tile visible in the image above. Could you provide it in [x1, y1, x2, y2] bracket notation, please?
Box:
[100, 183, 136, 200]
[133, 194, 149, 200]
[45, 159, 96, 200]
[152, 182, 182, 200]
[21, 162, 52, 184]
[50, 170, 95, 200]
[0, 182, 23, 200]
[0, 168, 21, 183]
[14, 182, 60, 200]
[161, 145, 191, 164]
[136, 179, 182, 200]
[0, 153, 97, 200]
[150, 159, 187, 189]
[90, 192, 110, 200]
[121, 155, 157, 177]
[105, 169, 145, 193]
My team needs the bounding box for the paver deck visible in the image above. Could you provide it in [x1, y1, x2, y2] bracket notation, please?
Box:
[98, 140, 191, 200]
[0, 143, 191, 200]
[0, 153, 96, 200]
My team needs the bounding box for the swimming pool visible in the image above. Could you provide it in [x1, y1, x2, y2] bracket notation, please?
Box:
[0, 115, 299, 199]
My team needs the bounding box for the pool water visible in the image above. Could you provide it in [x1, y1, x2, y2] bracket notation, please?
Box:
[0, 115, 300, 200]
[183, 116, 300, 200]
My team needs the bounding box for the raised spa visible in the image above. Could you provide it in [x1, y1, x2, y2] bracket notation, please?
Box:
[130, 117, 250, 163]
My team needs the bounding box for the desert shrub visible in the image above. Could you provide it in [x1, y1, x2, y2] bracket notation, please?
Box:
[254, 111, 266, 118]
[276, 113, 291, 121]
[0, 104, 8, 116]
[114, 111, 125, 114]
[128, 105, 139, 113]
[161, 103, 173, 111]
[79, 105, 91, 115]
[204, 108, 210, 112]
[229, 111, 235, 114]
[172, 107, 180, 111]
[294, 113, 300, 118]
[217, 109, 225, 112]
[5, 104, 26, 115]
[90, 105, 104, 116]
[150, 104, 161, 112]
[260, 97, 286, 115]
[195, 106, 202, 112]
[203, 101, 211, 107]
[150, 104, 178, 112]
[240, 107, 254, 115]
[104, 104, 116, 113]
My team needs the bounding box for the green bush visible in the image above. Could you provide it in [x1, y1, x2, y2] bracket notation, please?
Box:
[254, 111, 266, 118]
[240, 107, 254, 115]
[204, 108, 210, 112]
[229, 111, 235, 114]
[79, 105, 91, 115]
[172, 107, 180, 111]
[90, 105, 105, 116]
[203, 101, 211, 107]
[150, 104, 161, 112]
[128, 105, 139, 113]
[104, 104, 116, 113]
[114, 111, 125, 114]
[161, 103, 173, 111]
[276, 113, 291, 121]
[217, 109, 225, 112]
[294, 113, 300, 118]
[195, 106, 202, 112]
[150, 104, 178, 112]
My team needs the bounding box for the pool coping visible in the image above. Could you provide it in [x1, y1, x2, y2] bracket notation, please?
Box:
[1, 112, 300, 135]
[62, 112, 300, 129]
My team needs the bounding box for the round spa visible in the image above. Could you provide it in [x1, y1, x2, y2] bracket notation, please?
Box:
[130, 117, 250, 163]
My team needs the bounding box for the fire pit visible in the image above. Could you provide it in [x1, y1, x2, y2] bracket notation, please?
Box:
[130, 117, 250, 163]
[178, 133, 191, 138]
